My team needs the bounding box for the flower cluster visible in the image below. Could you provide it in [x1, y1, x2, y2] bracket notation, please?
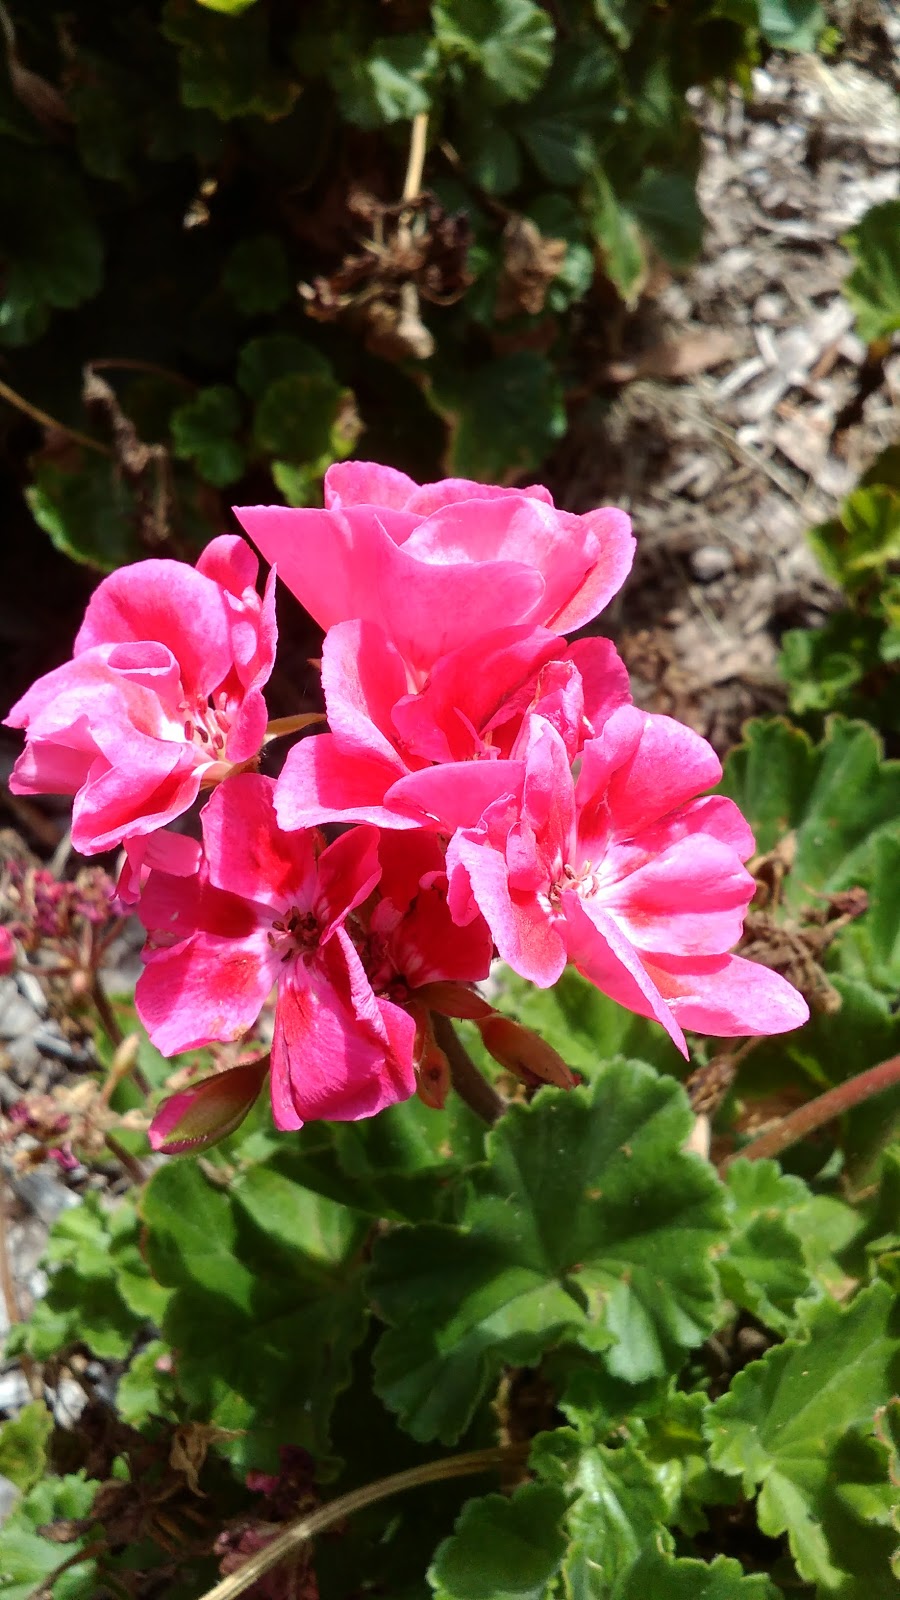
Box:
[6, 464, 808, 1137]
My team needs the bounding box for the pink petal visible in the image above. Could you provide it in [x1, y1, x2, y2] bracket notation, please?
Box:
[201, 773, 318, 910]
[71, 742, 199, 855]
[313, 824, 382, 939]
[385, 760, 525, 832]
[75, 560, 234, 700]
[605, 710, 722, 835]
[544, 506, 635, 631]
[195, 533, 260, 594]
[448, 828, 567, 987]
[645, 952, 810, 1036]
[600, 835, 756, 956]
[566, 636, 632, 735]
[405, 479, 554, 515]
[136, 924, 276, 1055]
[274, 733, 421, 831]
[324, 460, 419, 513]
[561, 891, 688, 1056]
[117, 829, 202, 907]
[322, 620, 409, 768]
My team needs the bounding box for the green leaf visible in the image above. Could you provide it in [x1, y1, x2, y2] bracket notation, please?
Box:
[428, 1482, 568, 1600]
[25, 453, 145, 573]
[222, 233, 292, 314]
[628, 168, 704, 269]
[237, 333, 332, 398]
[117, 1340, 179, 1429]
[332, 34, 437, 128]
[141, 1151, 369, 1470]
[170, 385, 246, 487]
[515, 42, 617, 187]
[0, 1473, 97, 1600]
[433, 0, 555, 104]
[758, 0, 825, 50]
[636, 1389, 738, 1536]
[587, 169, 645, 305]
[491, 965, 685, 1079]
[252, 371, 350, 464]
[162, 0, 298, 119]
[10, 1193, 164, 1362]
[808, 485, 900, 601]
[844, 201, 900, 344]
[706, 1281, 900, 1594]
[532, 1427, 666, 1595]
[616, 1547, 784, 1598]
[195, 0, 259, 13]
[719, 717, 900, 912]
[718, 1160, 817, 1334]
[371, 1066, 726, 1442]
[0, 1402, 53, 1493]
[0, 150, 103, 346]
[780, 614, 896, 727]
[431, 352, 566, 483]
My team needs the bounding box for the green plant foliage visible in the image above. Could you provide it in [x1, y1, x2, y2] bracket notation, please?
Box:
[617, 1548, 784, 1598]
[7, 1192, 167, 1363]
[433, 0, 556, 104]
[706, 1281, 900, 1595]
[718, 1159, 818, 1332]
[170, 385, 246, 487]
[0, 1472, 98, 1600]
[24, 454, 146, 573]
[371, 1065, 725, 1442]
[431, 352, 566, 481]
[332, 34, 439, 127]
[0, 1402, 53, 1493]
[532, 1427, 667, 1595]
[843, 200, 900, 344]
[428, 1481, 568, 1599]
[141, 1148, 370, 1469]
[758, 0, 825, 50]
[222, 233, 292, 313]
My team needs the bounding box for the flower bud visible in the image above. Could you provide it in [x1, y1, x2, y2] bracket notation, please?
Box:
[148, 1057, 269, 1155]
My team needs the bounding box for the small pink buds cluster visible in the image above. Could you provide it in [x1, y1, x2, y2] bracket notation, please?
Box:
[5, 464, 808, 1144]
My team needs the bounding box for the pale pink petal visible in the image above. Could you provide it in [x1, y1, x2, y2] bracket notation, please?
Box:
[519, 717, 576, 871]
[605, 710, 723, 835]
[201, 773, 318, 910]
[274, 734, 420, 831]
[645, 952, 810, 1036]
[117, 830, 202, 907]
[10, 739, 93, 798]
[561, 892, 688, 1056]
[136, 924, 276, 1055]
[599, 835, 756, 956]
[72, 743, 199, 854]
[223, 687, 269, 765]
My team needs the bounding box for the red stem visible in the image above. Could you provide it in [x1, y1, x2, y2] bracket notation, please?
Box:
[719, 1053, 900, 1171]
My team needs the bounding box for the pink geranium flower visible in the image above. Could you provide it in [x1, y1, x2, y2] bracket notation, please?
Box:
[234, 462, 634, 677]
[274, 621, 630, 833]
[4, 537, 276, 855]
[135, 774, 416, 1128]
[447, 708, 809, 1055]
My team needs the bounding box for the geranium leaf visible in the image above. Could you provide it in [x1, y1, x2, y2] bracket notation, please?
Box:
[222, 233, 292, 314]
[170, 385, 246, 487]
[371, 1065, 726, 1443]
[706, 1281, 900, 1594]
[331, 34, 438, 127]
[433, 0, 555, 105]
[0, 1473, 98, 1600]
[616, 1547, 784, 1598]
[843, 200, 900, 344]
[431, 352, 566, 482]
[531, 1427, 667, 1595]
[718, 1160, 818, 1334]
[0, 1402, 53, 1493]
[141, 1152, 370, 1471]
[428, 1481, 568, 1600]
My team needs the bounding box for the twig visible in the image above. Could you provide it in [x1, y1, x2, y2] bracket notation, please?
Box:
[432, 1013, 506, 1126]
[198, 1444, 527, 1600]
[719, 1053, 900, 1172]
[0, 377, 110, 456]
[89, 357, 194, 390]
[104, 1132, 147, 1186]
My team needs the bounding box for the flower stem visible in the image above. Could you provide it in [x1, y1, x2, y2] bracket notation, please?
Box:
[198, 1443, 527, 1600]
[432, 1013, 506, 1125]
[719, 1053, 900, 1172]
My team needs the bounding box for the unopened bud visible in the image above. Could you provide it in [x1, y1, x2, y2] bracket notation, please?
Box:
[476, 1014, 576, 1091]
[148, 1057, 269, 1155]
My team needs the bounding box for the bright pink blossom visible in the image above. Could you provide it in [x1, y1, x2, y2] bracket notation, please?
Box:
[135, 774, 416, 1128]
[5, 537, 276, 856]
[446, 708, 809, 1055]
[0, 926, 15, 976]
[275, 622, 630, 833]
[234, 462, 634, 677]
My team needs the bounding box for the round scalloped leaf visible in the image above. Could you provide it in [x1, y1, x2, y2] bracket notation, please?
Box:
[428, 1481, 568, 1600]
[371, 1063, 726, 1443]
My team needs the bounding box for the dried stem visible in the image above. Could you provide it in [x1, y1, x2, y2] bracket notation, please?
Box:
[719, 1053, 900, 1172]
[402, 110, 429, 203]
[199, 1444, 527, 1600]
[0, 376, 110, 456]
[104, 1132, 147, 1186]
[432, 1013, 506, 1126]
